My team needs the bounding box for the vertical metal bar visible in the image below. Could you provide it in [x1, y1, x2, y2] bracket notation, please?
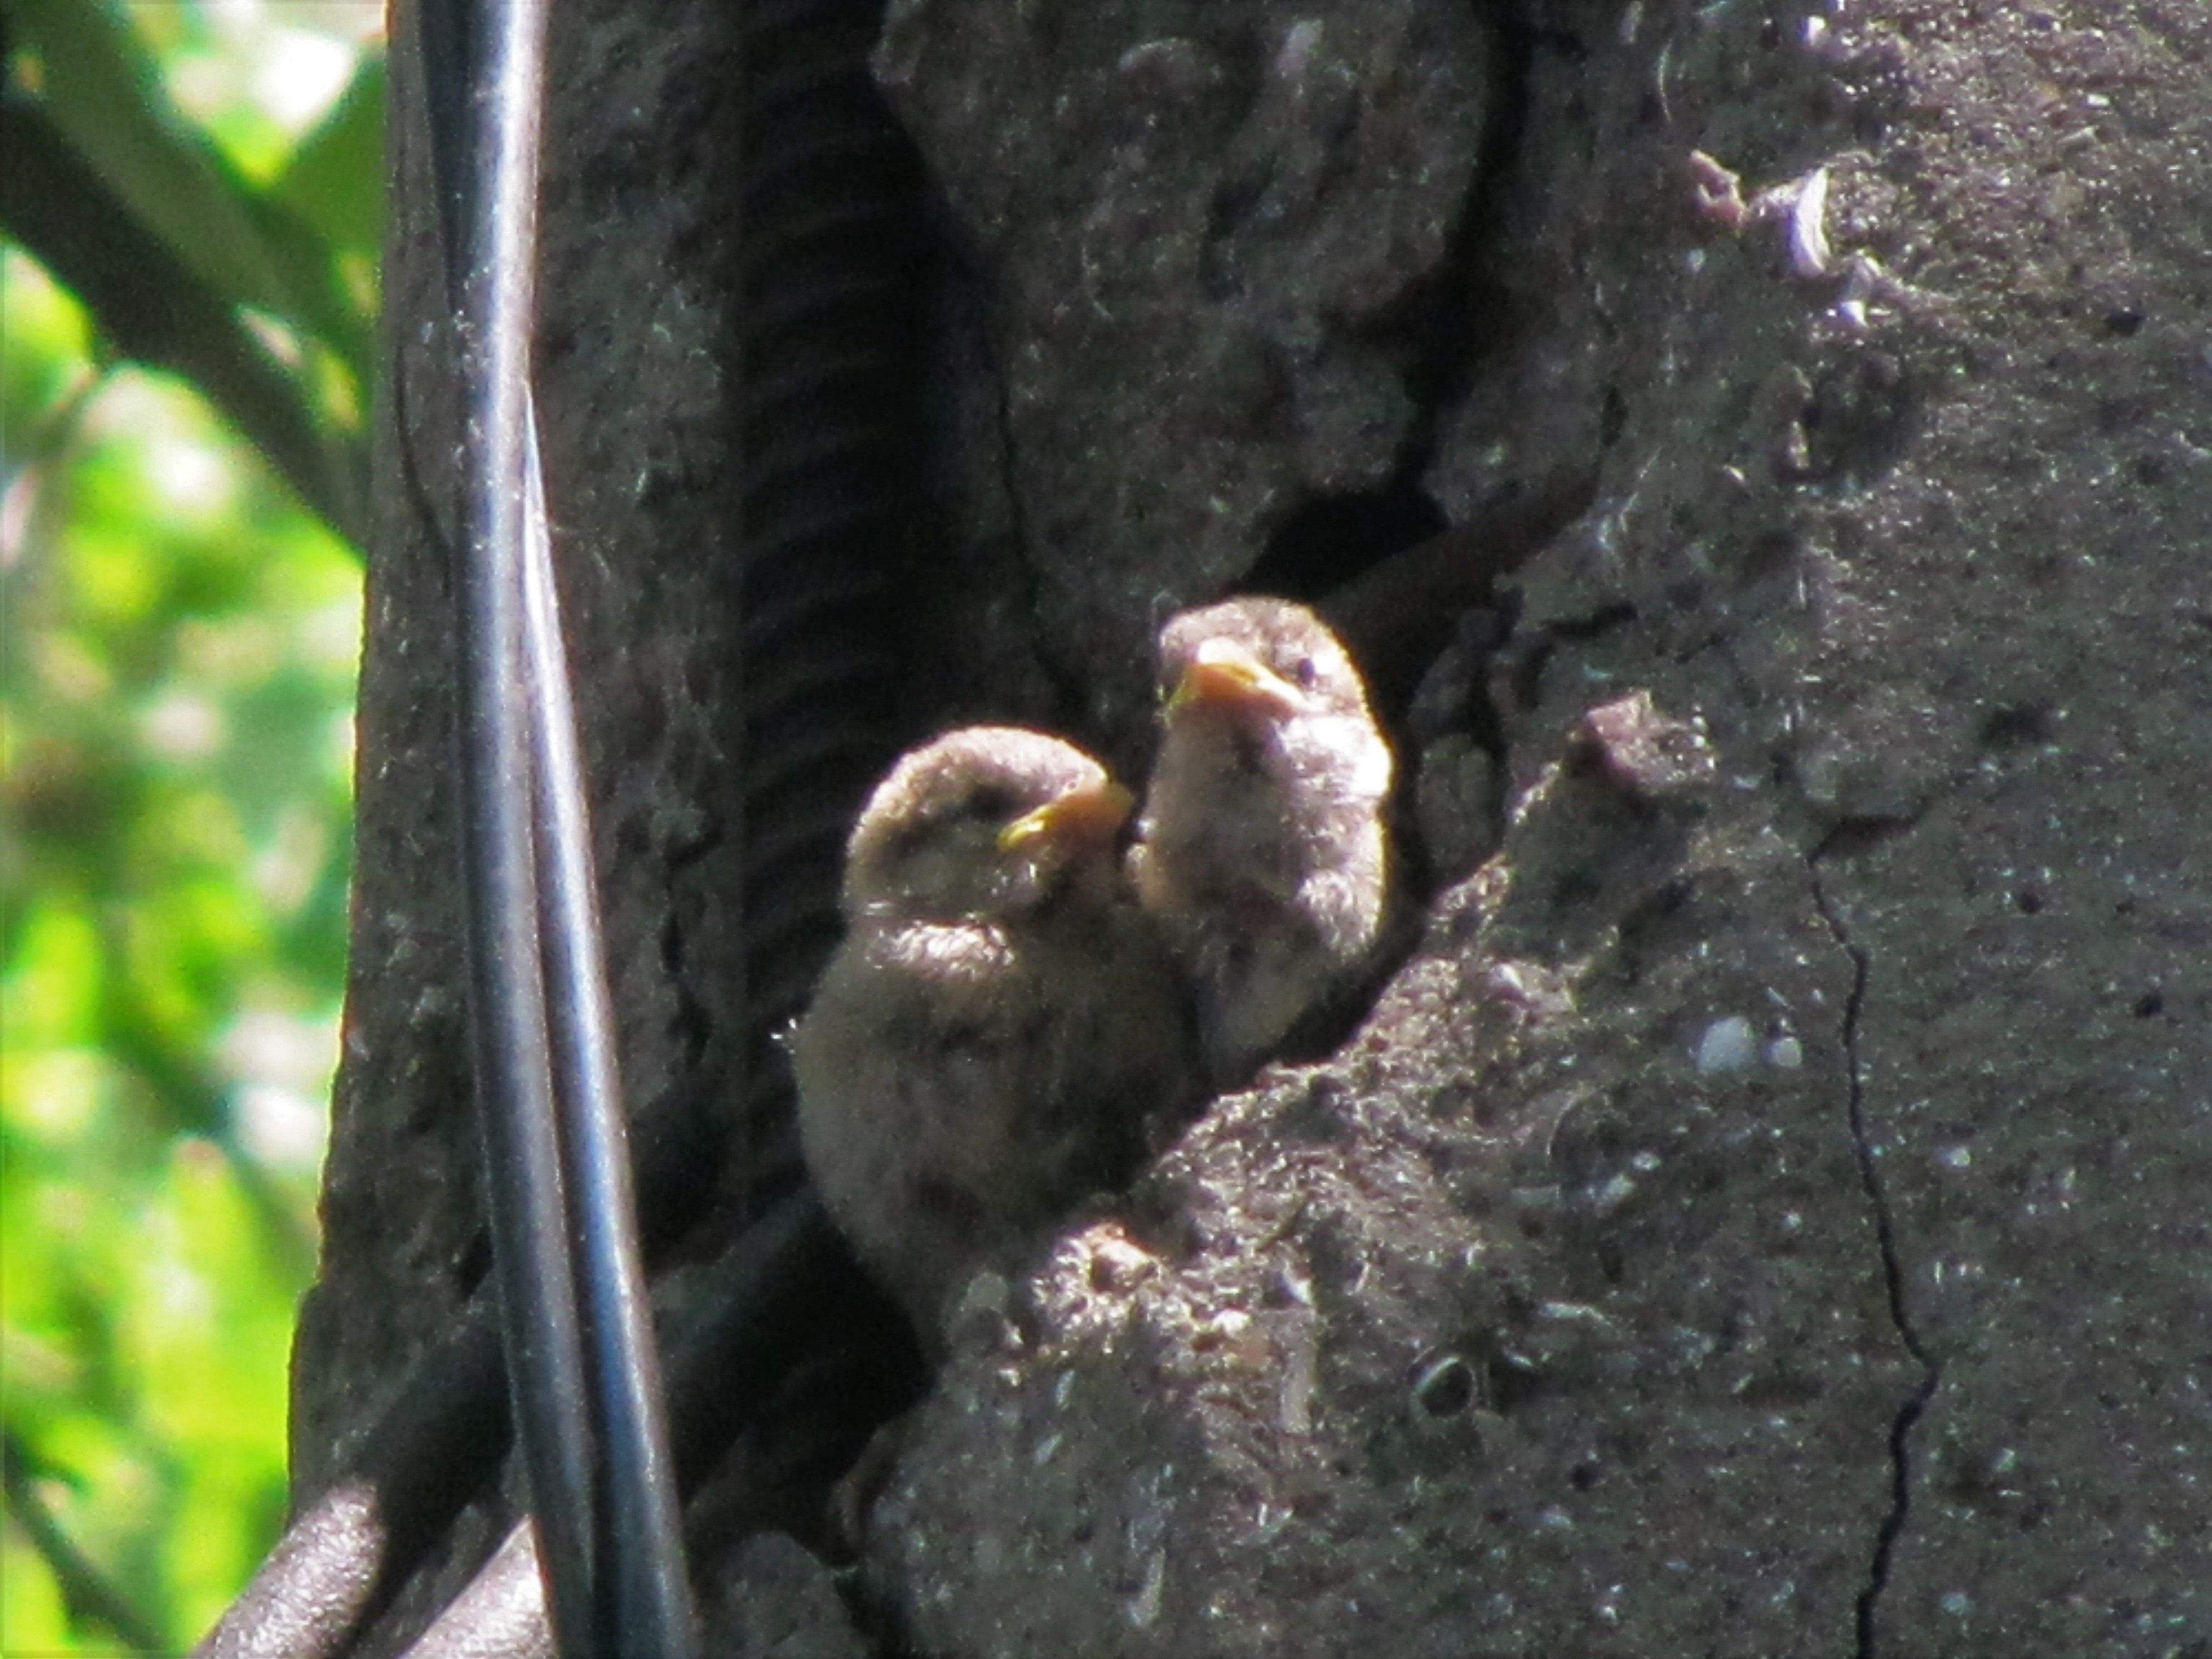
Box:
[521, 411, 696, 1657]
[454, 0, 598, 1650]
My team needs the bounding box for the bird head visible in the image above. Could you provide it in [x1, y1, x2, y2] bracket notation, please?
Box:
[1157, 597, 1374, 739]
[843, 727, 1134, 924]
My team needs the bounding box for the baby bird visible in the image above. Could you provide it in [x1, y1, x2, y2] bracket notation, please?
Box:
[1129, 597, 1395, 1087]
[792, 726, 1198, 1342]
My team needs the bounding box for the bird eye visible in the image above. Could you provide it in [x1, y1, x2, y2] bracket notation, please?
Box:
[1292, 656, 1319, 690]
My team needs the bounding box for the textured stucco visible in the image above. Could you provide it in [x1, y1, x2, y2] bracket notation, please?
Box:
[307, 0, 2212, 1653]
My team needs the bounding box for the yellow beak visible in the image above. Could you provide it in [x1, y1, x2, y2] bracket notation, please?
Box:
[1167, 637, 1305, 718]
[997, 778, 1135, 854]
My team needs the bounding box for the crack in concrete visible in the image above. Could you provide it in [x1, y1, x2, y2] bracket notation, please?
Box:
[1811, 869, 1939, 1659]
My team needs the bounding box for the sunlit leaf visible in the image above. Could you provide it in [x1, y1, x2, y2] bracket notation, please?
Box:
[11, 0, 295, 336]
[1, 5, 375, 1647]
[274, 55, 387, 315]
[9, 0, 376, 428]
[0, 249, 96, 414]
[2, 901, 102, 1051]
[0, 1526, 74, 1652]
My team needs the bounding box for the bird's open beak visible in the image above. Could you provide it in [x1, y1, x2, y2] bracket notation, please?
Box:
[997, 778, 1136, 854]
[1167, 637, 1306, 718]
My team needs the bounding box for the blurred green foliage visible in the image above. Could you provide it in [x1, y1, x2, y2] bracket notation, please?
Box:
[2, 1, 382, 1649]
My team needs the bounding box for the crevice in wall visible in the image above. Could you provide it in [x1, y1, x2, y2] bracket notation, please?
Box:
[1250, 483, 1448, 600]
[1250, 0, 1536, 608]
[1809, 860, 1939, 1659]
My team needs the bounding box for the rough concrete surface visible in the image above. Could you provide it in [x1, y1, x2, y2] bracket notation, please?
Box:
[700, 1532, 872, 1659]
[312, 0, 2212, 1653]
[863, 0, 2212, 1655]
[878, 0, 1492, 735]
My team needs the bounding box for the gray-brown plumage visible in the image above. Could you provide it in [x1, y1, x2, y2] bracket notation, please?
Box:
[792, 726, 1199, 1340]
[1130, 597, 1395, 1087]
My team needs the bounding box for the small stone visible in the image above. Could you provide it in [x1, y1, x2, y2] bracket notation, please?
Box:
[1575, 691, 1717, 799]
[1693, 1015, 1759, 1073]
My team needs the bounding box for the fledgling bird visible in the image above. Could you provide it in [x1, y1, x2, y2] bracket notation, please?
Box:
[792, 726, 1199, 1343]
[1129, 596, 1396, 1087]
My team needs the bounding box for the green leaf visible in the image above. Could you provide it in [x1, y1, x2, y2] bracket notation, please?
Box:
[9, 0, 374, 409]
[0, 1530, 72, 1653]
[274, 55, 386, 284]
[268, 55, 388, 386]
[12, 0, 285, 322]
[1, 22, 362, 1630]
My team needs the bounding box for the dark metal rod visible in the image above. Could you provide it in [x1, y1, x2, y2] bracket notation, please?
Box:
[520, 410, 697, 1657]
[394, 1193, 910, 1659]
[455, 0, 598, 1647]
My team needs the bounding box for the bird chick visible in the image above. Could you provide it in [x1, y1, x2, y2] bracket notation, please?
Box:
[1130, 597, 1395, 1087]
[792, 726, 1198, 1343]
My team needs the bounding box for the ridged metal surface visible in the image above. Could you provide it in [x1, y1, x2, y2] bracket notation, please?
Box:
[734, 0, 919, 1206]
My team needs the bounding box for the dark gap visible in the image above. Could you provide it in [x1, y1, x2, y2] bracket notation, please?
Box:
[1246, 484, 1448, 602]
[1976, 703, 2056, 750]
[1546, 600, 1639, 641]
[1809, 815, 1917, 861]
